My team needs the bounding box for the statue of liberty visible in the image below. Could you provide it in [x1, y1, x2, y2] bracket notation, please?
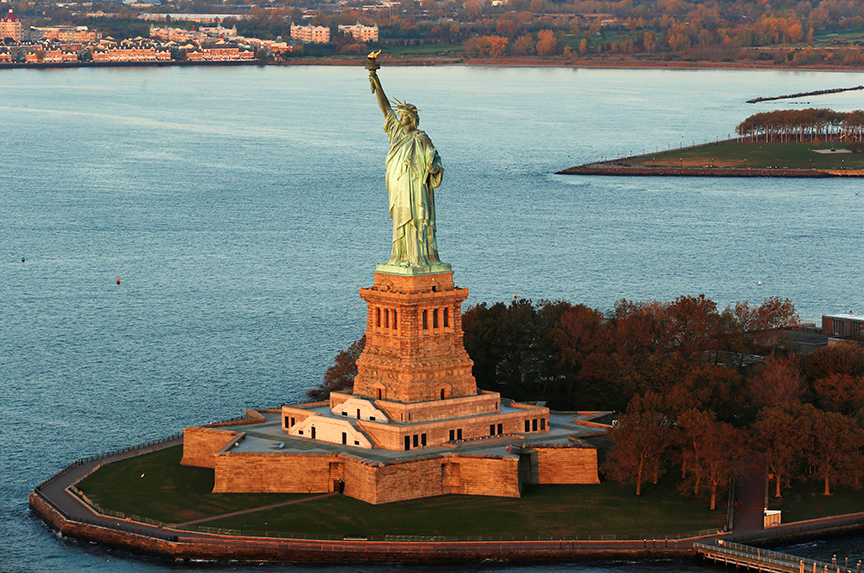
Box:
[367, 55, 445, 269]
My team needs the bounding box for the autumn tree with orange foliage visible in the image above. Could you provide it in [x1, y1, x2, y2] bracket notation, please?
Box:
[603, 393, 673, 496]
[800, 405, 864, 496]
[677, 409, 748, 510]
[752, 401, 808, 498]
[465, 34, 509, 57]
[748, 355, 805, 407]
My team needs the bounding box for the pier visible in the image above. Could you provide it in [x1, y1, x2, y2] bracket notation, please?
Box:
[696, 540, 860, 573]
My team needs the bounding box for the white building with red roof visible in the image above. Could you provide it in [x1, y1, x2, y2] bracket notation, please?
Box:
[1, 9, 22, 43]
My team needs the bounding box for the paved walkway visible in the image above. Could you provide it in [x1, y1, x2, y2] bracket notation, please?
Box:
[175, 493, 336, 527]
[733, 459, 768, 533]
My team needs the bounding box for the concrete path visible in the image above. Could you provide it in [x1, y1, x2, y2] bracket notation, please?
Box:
[175, 493, 336, 527]
[733, 457, 768, 533]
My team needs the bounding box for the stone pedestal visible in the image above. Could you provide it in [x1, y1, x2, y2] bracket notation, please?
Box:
[353, 270, 477, 405]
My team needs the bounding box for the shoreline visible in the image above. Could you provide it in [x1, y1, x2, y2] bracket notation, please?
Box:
[557, 164, 864, 177]
[28, 437, 864, 564]
[2, 57, 864, 73]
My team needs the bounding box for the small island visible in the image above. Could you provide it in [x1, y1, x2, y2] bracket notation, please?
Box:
[559, 108, 864, 177]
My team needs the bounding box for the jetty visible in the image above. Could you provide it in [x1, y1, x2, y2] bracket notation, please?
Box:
[746, 86, 864, 104]
[696, 540, 860, 573]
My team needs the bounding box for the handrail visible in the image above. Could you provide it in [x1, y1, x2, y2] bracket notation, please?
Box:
[696, 540, 854, 573]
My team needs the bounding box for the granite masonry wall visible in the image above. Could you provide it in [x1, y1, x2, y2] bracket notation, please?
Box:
[181, 427, 241, 469]
[528, 444, 600, 485]
[211, 451, 522, 503]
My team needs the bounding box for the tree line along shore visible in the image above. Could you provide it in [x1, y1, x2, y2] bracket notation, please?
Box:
[4, 0, 864, 69]
[560, 109, 864, 176]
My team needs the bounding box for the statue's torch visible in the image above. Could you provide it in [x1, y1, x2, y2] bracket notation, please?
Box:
[366, 50, 381, 92]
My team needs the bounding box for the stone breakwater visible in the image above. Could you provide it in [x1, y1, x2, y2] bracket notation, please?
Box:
[746, 85, 864, 104]
[557, 164, 853, 177]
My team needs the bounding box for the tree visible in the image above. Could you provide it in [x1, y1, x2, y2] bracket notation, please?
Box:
[748, 355, 805, 407]
[535, 29, 557, 56]
[307, 335, 366, 400]
[678, 409, 747, 510]
[463, 0, 482, 19]
[800, 406, 863, 495]
[465, 35, 509, 57]
[813, 373, 864, 415]
[603, 395, 673, 495]
[802, 342, 864, 383]
[752, 402, 807, 498]
[512, 33, 534, 56]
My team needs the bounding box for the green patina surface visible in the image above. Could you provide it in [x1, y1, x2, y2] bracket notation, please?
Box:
[630, 141, 864, 170]
[78, 446, 726, 539]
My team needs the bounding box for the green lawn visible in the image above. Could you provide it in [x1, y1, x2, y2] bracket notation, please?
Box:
[77, 446, 725, 540]
[767, 479, 864, 523]
[813, 28, 864, 45]
[77, 446, 309, 525]
[629, 141, 864, 170]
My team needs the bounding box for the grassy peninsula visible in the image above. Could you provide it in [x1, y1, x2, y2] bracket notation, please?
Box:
[560, 139, 864, 176]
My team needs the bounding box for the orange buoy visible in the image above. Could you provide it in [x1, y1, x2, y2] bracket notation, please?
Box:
[116, 278, 120, 285]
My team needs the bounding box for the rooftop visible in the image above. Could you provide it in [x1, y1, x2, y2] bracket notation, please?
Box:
[215, 411, 609, 464]
[824, 313, 864, 321]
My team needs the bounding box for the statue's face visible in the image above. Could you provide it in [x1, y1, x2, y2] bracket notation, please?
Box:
[399, 110, 417, 130]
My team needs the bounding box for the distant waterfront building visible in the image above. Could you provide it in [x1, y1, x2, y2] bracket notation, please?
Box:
[290, 23, 330, 44]
[199, 23, 237, 38]
[338, 22, 378, 43]
[91, 45, 171, 62]
[1, 9, 22, 42]
[138, 13, 248, 24]
[25, 48, 79, 63]
[33, 25, 101, 43]
[823, 313, 864, 338]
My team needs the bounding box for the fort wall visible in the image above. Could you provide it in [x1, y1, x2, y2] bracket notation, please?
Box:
[528, 444, 601, 484]
[181, 427, 240, 468]
[213, 452, 337, 493]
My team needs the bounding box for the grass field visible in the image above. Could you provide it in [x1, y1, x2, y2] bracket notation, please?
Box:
[628, 141, 864, 170]
[767, 480, 864, 523]
[77, 446, 726, 539]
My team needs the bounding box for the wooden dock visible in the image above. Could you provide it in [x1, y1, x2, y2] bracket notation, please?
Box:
[695, 540, 859, 573]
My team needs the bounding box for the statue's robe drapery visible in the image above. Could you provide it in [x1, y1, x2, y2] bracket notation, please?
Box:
[383, 109, 444, 266]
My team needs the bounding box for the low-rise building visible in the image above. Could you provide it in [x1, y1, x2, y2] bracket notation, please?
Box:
[25, 49, 79, 63]
[291, 23, 330, 44]
[1, 9, 22, 42]
[201, 46, 254, 60]
[91, 46, 171, 62]
[823, 313, 864, 338]
[338, 22, 378, 43]
[32, 25, 100, 43]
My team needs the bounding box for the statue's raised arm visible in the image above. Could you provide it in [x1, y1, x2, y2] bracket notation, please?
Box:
[366, 55, 446, 272]
[366, 51, 391, 117]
